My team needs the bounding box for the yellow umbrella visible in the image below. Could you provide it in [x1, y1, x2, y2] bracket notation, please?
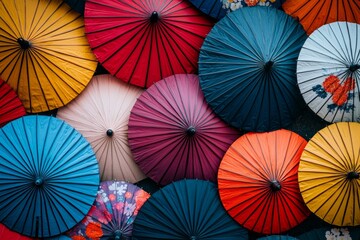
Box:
[0, 0, 97, 113]
[299, 122, 360, 226]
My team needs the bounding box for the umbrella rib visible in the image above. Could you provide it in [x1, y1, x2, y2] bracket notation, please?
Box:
[0, 49, 22, 88]
[0, 2, 22, 38]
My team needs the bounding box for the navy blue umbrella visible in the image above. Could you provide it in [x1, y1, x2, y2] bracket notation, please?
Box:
[188, 0, 227, 20]
[258, 236, 298, 240]
[132, 179, 248, 239]
[64, 0, 85, 15]
[199, 6, 307, 132]
[0, 115, 100, 238]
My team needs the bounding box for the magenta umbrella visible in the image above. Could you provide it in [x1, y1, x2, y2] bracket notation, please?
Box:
[128, 74, 240, 186]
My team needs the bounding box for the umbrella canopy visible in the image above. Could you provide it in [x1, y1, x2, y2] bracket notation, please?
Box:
[282, 0, 360, 35]
[0, 78, 26, 127]
[0, 223, 31, 240]
[67, 181, 150, 240]
[84, 0, 214, 88]
[57, 74, 146, 182]
[218, 129, 311, 234]
[221, 0, 285, 13]
[64, 0, 85, 15]
[128, 74, 240, 186]
[199, 6, 307, 132]
[132, 179, 249, 239]
[0, 0, 97, 113]
[297, 226, 360, 240]
[297, 21, 360, 123]
[0, 115, 100, 237]
[188, 0, 227, 20]
[299, 122, 360, 226]
[258, 236, 298, 240]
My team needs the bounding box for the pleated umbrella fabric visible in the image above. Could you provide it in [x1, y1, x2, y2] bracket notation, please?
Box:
[297, 22, 360, 123]
[258, 236, 299, 240]
[221, 0, 285, 13]
[67, 181, 150, 239]
[218, 129, 311, 234]
[0, 115, 100, 238]
[0, 223, 31, 240]
[199, 7, 307, 132]
[128, 74, 240, 186]
[188, 0, 227, 20]
[84, 0, 214, 88]
[283, 0, 360, 35]
[299, 122, 360, 226]
[57, 74, 146, 182]
[0, 0, 97, 113]
[0, 78, 26, 127]
[132, 179, 249, 239]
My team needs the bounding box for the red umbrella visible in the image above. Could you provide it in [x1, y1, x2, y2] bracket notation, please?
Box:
[128, 74, 240, 186]
[84, 0, 214, 88]
[0, 78, 25, 127]
[218, 129, 311, 234]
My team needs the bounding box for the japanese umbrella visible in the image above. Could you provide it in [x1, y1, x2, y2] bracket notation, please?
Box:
[199, 6, 308, 132]
[221, 0, 285, 13]
[57, 74, 146, 182]
[84, 0, 214, 88]
[218, 129, 311, 234]
[0, 223, 31, 240]
[0, 78, 26, 127]
[297, 22, 360, 123]
[132, 179, 249, 239]
[67, 181, 150, 240]
[0, 115, 100, 237]
[188, 0, 227, 20]
[258, 236, 298, 240]
[299, 122, 360, 226]
[128, 74, 240, 186]
[282, 0, 360, 35]
[0, 0, 97, 113]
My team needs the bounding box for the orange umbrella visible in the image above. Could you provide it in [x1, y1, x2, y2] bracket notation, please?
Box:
[218, 129, 311, 234]
[282, 0, 360, 35]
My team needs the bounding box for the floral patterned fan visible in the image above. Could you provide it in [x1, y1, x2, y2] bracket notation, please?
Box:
[221, 0, 284, 12]
[67, 181, 150, 240]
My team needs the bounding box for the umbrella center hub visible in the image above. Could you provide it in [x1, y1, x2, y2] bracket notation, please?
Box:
[106, 129, 114, 137]
[270, 180, 281, 192]
[264, 61, 274, 72]
[186, 126, 196, 136]
[349, 64, 360, 72]
[17, 38, 31, 49]
[113, 229, 123, 239]
[347, 171, 359, 180]
[34, 177, 43, 186]
[150, 11, 159, 23]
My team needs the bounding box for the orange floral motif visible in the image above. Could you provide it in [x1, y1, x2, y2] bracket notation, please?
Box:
[332, 87, 348, 106]
[72, 236, 86, 240]
[108, 194, 116, 201]
[344, 77, 356, 91]
[85, 222, 103, 239]
[134, 191, 150, 215]
[245, 0, 259, 6]
[125, 192, 132, 199]
[323, 75, 340, 93]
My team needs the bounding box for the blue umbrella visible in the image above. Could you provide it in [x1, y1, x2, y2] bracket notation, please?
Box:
[199, 6, 307, 132]
[0, 115, 100, 238]
[132, 179, 248, 239]
[258, 236, 298, 240]
[64, 0, 85, 15]
[188, 0, 227, 20]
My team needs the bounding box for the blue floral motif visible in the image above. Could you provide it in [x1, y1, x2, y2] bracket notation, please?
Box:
[312, 85, 327, 98]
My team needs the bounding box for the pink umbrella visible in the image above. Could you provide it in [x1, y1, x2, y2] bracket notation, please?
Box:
[128, 74, 240, 186]
[57, 74, 146, 182]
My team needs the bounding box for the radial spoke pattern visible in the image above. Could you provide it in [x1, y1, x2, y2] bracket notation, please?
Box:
[0, 78, 25, 127]
[299, 122, 360, 226]
[57, 74, 146, 182]
[67, 181, 150, 239]
[84, 0, 214, 88]
[283, 0, 360, 35]
[128, 74, 240, 186]
[218, 129, 310, 234]
[0, 116, 99, 238]
[0, 0, 97, 113]
[297, 22, 360, 123]
[199, 7, 307, 132]
[133, 179, 248, 239]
